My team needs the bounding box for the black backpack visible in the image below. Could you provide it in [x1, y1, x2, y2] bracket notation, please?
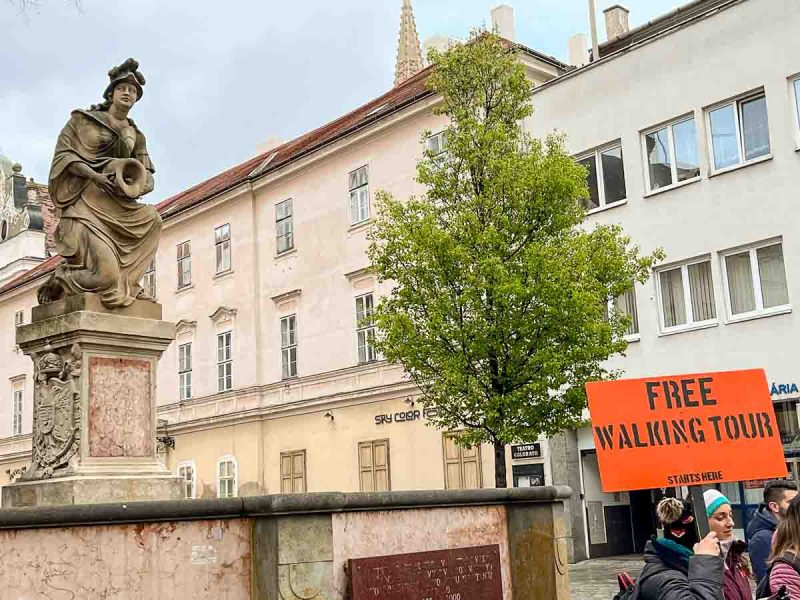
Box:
[612, 572, 638, 600]
[755, 552, 800, 599]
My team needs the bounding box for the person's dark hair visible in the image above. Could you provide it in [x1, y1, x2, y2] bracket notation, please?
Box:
[765, 479, 798, 506]
[771, 494, 800, 560]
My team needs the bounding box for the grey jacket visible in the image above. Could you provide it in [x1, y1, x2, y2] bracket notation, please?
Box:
[637, 539, 724, 600]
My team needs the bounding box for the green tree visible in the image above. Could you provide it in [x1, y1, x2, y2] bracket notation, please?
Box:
[368, 31, 662, 488]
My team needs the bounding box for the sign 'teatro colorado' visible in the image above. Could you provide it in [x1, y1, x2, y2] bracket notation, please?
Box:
[585, 369, 786, 492]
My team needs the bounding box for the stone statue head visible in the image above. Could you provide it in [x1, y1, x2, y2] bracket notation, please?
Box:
[104, 58, 145, 102]
[90, 58, 146, 112]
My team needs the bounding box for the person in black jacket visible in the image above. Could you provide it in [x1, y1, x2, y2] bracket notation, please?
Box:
[637, 497, 724, 600]
[747, 479, 797, 583]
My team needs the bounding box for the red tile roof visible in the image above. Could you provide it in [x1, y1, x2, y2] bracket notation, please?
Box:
[0, 254, 62, 295]
[157, 65, 436, 218]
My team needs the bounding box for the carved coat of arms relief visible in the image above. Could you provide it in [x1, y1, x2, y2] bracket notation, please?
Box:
[26, 343, 82, 479]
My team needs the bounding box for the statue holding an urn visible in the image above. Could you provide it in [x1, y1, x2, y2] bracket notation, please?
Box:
[39, 58, 161, 309]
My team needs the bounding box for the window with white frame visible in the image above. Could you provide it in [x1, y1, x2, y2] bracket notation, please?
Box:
[217, 331, 232, 392]
[426, 131, 448, 155]
[214, 224, 231, 274]
[276, 199, 294, 254]
[793, 77, 800, 137]
[280, 314, 298, 379]
[177, 461, 196, 499]
[656, 258, 717, 331]
[643, 116, 700, 192]
[349, 166, 370, 224]
[217, 456, 238, 498]
[178, 342, 192, 400]
[177, 241, 191, 288]
[355, 293, 377, 363]
[722, 241, 789, 319]
[607, 287, 640, 338]
[576, 143, 626, 210]
[14, 310, 23, 328]
[140, 259, 156, 299]
[12, 389, 22, 435]
[708, 91, 770, 171]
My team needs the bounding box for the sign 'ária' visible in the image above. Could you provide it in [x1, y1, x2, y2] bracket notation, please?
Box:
[586, 369, 786, 492]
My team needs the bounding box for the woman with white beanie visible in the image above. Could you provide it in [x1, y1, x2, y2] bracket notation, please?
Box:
[703, 489, 753, 600]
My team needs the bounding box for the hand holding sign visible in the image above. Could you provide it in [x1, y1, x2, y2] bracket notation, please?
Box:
[693, 532, 721, 557]
[586, 369, 786, 492]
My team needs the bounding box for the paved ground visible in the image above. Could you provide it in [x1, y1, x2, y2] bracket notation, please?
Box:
[569, 555, 644, 599]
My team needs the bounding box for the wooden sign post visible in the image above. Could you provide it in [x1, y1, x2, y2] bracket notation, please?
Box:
[586, 369, 786, 536]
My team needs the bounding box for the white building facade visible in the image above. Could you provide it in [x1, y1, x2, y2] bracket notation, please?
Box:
[528, 0, 800, 560]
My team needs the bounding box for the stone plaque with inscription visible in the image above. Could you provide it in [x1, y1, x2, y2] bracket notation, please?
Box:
[348, 544, 502, 600]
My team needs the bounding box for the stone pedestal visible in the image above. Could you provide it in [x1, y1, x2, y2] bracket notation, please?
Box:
[2, 293, 182, 507]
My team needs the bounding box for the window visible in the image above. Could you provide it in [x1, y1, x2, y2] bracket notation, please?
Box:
[217, 456, 237, 498]
[722, 241, 789, 319]
[12, 389, 22, 436]
[177, 461, 196, 499]
[280, 450, 306, 493]
[177, 241, 191, 288]
[178, 343, 192, 401]
[14, 310, 23, 328]
[793, 78, 800, 138]
[214, 224, 231, 274]
[359, 439, 390, 492]
[280, 315, 297, 379]
[708, 92, 770, 171]
[607, 287, 640, 338]
[217, 331, 232, 392]
[276, 199, 294, 254]
[643, 116, 700, 192]
[442, 433, 482, 489]
[141, 260, 156, 299]
[426, 131, 448, 155]
[355, 293, 377, 364]
[576, 144, 626, 210]
[656, 259, 717, 332]
[349, 166, 370, 224]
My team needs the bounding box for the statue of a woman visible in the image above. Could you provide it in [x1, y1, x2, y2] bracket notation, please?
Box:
[38, 58, 162, 309]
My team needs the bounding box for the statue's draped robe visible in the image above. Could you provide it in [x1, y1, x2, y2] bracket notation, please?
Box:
[49, 110, 161, 308]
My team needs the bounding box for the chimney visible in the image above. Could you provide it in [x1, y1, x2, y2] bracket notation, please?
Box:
[603, 5, 630, 41]
[491, 4, 515, 42]
[568, 33, 589, 67]
[423, 34, 451, 59]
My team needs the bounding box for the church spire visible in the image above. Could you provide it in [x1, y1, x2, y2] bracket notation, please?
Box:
[394, 0, 424, 86]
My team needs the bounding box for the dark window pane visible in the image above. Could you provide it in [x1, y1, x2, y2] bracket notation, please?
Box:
[672, 118, 700, 182]
[741, 95, 770, 161]
[645, 128, 672, 190]
[601, 146, 626, 204]
[710, 104, 739, 169]
[578, 155, 599, 210]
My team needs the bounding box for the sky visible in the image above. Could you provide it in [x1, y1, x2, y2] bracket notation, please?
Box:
[1, 0, 681, 203]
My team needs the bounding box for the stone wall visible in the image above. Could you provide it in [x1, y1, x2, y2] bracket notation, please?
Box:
[0, 487, 571, 599]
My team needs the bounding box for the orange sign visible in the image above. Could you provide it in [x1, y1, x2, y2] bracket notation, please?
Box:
[586, 369, 786, 492]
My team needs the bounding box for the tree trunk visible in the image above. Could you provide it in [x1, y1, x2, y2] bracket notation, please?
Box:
[494, 440, 507, 488]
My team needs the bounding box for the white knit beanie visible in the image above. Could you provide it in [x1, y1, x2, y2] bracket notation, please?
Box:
[703, 489, 730, 518]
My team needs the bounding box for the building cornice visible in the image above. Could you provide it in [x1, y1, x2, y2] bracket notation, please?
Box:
[270, 289, 301, 304]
